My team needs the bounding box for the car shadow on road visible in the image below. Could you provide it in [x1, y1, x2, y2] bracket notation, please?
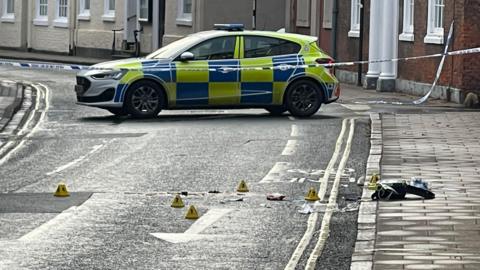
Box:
[78, 112, 341, 124]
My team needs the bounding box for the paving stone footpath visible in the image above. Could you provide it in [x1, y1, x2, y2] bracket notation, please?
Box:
[373, 112, 480, 270]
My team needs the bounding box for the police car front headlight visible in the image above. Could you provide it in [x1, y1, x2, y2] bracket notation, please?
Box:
[91, 70, 125, 80]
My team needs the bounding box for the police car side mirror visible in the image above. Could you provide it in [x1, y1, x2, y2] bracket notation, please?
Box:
[180, 52, 194, 62]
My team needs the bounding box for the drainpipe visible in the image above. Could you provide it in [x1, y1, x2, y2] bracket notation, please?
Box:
[331, 0, 338, 60]
[252, 0, 257, 30]
[69, 0, 77, 55]
[357, 0, 364, 86]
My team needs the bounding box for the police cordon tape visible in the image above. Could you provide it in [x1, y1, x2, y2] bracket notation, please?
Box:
[0, 47, 479, 73]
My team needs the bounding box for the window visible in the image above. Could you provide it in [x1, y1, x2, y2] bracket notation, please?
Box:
[296, 0, 310, 27]
[54, 0, 68, 27]
[348, 0, 361, 37]
[186, 37, 236, 61]
[177, 0, 192, 26]
[1, 0, 15, 22]
[323, 0, 333, 29]
[102, 0, 115, 21]
[138, 0, 150, 22]
[79, 0, 90, 20]
[424, 0, 444, 44]
[34, 0, 48, 26]
[244, 36, 301, 58]
[400, 0, 414, 41]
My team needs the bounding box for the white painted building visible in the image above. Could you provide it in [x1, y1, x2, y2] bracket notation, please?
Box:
[0, 0, 166, 57]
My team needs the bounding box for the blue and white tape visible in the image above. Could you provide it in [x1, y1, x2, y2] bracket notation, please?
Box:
[0, 47, 479, 73]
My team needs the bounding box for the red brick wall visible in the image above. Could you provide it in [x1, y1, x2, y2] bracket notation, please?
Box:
[398, 0, 480, 93]
[334, 0, 370, 73]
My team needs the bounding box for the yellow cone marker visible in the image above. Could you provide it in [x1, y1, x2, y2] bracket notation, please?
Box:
[304, 187, 320, 201]
[54, 183, 70, 197]
[368, 174, 380, 190]
[237, 180, 249, 192]
[171, 194, 185, 208]
[185, 205, 199, 220]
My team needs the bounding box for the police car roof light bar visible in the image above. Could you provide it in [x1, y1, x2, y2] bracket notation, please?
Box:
[213, 24, 245, 31]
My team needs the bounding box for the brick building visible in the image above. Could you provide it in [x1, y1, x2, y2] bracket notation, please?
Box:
[287, 0, 480, 103]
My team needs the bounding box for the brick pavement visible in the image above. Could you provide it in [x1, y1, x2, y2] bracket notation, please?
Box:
[374, 112, 480, 270]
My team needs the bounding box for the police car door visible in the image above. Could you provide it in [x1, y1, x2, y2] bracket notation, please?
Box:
[173, 36, 239, 106]
[240, 35, 300, 105]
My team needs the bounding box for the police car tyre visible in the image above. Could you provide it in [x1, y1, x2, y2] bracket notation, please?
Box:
[265, 106, 287, 115]
[286, 80, 323, 117]
[107, 108, 129, 116]
[125, 80, 164, 118]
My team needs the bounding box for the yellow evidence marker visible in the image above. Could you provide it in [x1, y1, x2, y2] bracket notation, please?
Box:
[185, 205, 199, 220]
[237, 180, 249, 192]
[304, 187, 320, 201]
[171, 194, 185, 208]
[368, 174, 380, 190]
[54, 183, 70, 197]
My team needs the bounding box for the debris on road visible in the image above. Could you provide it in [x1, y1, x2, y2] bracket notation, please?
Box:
[220, 196, 244, 204]
[340, 202, 360, 212]
[298, 203, 314, 214]
[208, 190, 221, 194]
[371, 179, 435, 201]
[266, 193, 286, 201]
[357, 176, 365, 186]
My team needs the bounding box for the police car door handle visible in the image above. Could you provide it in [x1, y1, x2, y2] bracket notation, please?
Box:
[219, 67, 235, 73]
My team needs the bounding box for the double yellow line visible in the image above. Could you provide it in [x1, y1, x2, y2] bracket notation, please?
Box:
[285, 117, 356, 270]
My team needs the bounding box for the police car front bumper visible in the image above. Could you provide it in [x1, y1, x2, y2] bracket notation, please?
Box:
[75, 74, 122, 108]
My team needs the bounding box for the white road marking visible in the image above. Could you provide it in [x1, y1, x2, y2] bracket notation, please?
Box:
[288, 116, 296, 121]
[151, 208, 232, 244]
[46, 144, 107, 176]
[0, 84, 47, 166]
[318, 118, 348, 201]
[281, 139, 297, 156]
[291, 124, 299, 137]
[305, 118, 356, 269]
[259, 162, 291, 183]
[19, 206, 77, 241]
[284, 212, 319, 270]
[284, 118, 355, 270]
[340, 104, 371, 111]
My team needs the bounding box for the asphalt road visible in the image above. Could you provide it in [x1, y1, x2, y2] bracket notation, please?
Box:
[0, 66, 370, 269]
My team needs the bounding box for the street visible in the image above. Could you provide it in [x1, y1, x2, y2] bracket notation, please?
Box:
[0, 66, 370, 269]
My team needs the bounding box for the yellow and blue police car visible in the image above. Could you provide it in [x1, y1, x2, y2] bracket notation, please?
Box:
[75, 24, 339, 118]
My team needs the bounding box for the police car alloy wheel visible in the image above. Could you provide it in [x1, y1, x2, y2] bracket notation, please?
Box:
[125, 81, 164, 118]
[286, 80, 323, 117]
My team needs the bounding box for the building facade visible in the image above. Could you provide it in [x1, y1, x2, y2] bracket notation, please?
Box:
[0, 0, 165, 57]
[163, 0, 287, 45]
[288, 0, 480, 103]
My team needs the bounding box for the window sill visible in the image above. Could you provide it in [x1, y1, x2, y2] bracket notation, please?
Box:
[0, 15, 15, 23]
[399, 32, 414, 42]
[176, 18, 192, 26]
[53, 19, 68, 28]
[102, 14, 115, 22]
[424, 34, 444, 44]
[33, 18, 49, 26]
[78, 13, 91, 21]
[348, 30, 359, 38]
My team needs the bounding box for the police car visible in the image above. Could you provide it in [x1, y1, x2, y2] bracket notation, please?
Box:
[75, 24, 339, 118]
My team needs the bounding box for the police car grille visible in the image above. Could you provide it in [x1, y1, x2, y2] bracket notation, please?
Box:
[76, 76, 91, 91]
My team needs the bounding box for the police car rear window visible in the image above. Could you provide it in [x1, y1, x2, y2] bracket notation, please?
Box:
[244, 36, 301, 58]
